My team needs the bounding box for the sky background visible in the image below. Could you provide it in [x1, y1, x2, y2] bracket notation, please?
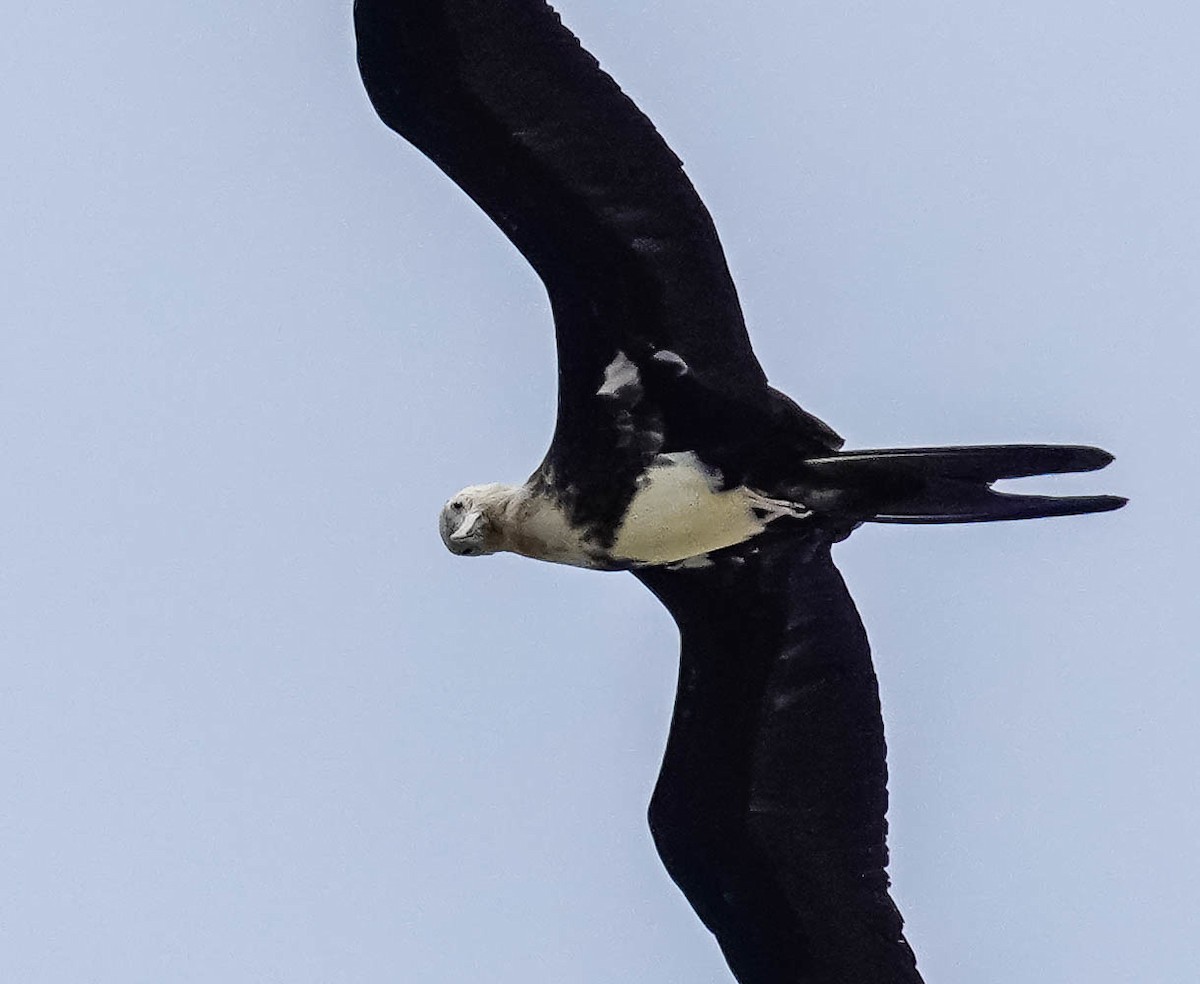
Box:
[2, 1, 1196, 981]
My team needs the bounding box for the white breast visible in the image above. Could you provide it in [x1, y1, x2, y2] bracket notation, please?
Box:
[611, 452, 799, 566]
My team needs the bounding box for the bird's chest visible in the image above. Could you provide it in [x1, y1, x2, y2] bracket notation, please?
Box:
[607, 452, 775, 567]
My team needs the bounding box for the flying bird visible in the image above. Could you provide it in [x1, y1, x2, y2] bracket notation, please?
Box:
[354, 2, 1125, 981]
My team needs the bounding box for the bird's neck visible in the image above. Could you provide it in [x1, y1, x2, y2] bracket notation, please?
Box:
[496, 485, 603, 569]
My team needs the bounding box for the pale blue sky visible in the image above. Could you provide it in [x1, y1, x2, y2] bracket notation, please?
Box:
[2, 2, 1196, 981]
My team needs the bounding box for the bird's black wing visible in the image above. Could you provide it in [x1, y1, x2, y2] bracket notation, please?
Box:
[355, 0, 840, 528]
[636, 540, 924, 984]
[355, 0, 763, 400]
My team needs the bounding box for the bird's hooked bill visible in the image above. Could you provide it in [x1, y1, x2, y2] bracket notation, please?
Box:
[449, 510, 484, 541]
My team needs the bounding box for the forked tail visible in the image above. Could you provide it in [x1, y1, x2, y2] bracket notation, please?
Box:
[800, 445, 1126, 523]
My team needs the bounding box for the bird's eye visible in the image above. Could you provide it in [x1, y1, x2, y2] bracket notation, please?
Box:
[451, 500, 464, 510]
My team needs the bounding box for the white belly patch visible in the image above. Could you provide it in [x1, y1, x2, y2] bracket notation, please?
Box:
[611, 452, 806, 566]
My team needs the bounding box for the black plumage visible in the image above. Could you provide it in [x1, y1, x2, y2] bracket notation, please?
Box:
[639, 545, 921, 983]
[354, 2, 1124, 980]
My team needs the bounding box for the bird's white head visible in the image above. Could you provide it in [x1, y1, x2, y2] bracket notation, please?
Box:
[437, 483, 515, 557]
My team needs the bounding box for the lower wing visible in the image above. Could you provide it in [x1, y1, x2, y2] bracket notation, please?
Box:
[636, 538, 923, 983]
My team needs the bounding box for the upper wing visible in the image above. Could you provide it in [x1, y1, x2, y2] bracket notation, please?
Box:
[635, 539, 923, 984]
[354, 0, 774, 439]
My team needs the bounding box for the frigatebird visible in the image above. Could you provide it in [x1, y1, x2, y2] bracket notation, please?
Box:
[354, 2, 1125, 981]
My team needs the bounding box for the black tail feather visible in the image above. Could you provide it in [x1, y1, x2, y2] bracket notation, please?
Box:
[869, 487, 1127, 524]
[800, 444, 1126, 524]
